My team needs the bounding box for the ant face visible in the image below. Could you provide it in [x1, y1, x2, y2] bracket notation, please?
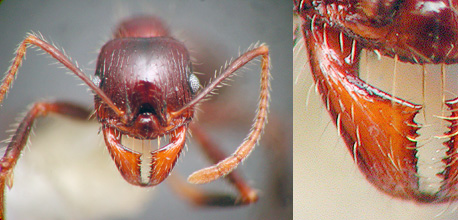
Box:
[94, 37, 197, 140]
[87, 15, 206, 186]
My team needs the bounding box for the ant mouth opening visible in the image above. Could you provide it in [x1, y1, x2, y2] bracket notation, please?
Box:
[120, 133, 170, 183]
[138, 103, 157, 116]
[359, 49, 458, 194]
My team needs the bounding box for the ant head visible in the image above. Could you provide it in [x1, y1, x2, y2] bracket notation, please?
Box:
[93, 36, 200, 186]
[94, 36, 199, 139]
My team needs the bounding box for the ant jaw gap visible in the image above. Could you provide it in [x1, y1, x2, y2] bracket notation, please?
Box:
[103, 124, 186, 186]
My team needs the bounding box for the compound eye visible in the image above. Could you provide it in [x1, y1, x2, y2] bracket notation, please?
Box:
[92, 75, 101, 87]
[188, 72, 200, 94]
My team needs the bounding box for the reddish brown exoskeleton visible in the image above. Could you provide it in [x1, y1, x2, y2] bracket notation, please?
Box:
[0, 15, 270, 218]
[295, 0, 458, 202]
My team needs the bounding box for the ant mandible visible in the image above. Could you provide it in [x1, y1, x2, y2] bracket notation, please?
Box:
[0, 15, 270, 218]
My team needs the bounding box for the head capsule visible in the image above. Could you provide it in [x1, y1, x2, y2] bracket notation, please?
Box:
[94, 36, 200, 139]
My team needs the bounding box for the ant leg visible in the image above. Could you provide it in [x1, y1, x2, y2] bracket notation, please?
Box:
[167, 172, 255, 207]
[190, 123, 258, 204]
[195, 102, 292, 205]
[183, 45, 270, 184]
[0, 101, 90, 219]
[168, 123, 257, 206]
